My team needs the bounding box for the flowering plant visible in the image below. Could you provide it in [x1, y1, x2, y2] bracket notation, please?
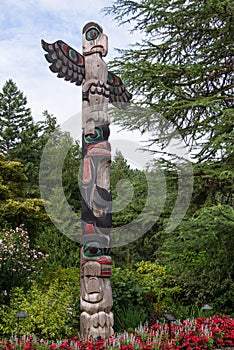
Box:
[0, 226, 48, 294]
[0, 315, 233, 349]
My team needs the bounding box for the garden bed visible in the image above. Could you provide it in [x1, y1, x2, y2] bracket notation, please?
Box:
[0, 315, 233, 350]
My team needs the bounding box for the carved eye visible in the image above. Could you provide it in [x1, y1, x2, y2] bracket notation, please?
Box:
[85, 128, 103, 143]
[86, 28, 99, 41]
[84, 242, 104, 258]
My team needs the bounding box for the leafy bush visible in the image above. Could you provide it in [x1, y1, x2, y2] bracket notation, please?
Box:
[0, 275, 79, 339]
[111, 261, 181, 330]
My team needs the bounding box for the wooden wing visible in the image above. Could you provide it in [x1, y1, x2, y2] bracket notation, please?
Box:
[41, 39, 85, 86]
[107, 72, 132, 109]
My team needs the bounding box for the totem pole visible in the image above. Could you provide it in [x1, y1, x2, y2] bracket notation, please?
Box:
[41, 22, 132, 338]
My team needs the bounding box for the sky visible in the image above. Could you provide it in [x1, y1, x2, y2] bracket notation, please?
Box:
[0, 0, 139, 124]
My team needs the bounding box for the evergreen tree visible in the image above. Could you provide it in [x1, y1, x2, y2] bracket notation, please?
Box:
[0, 80, 41, 196]
[27, 110, 58, 197]
[105, 4, 234, 313]
[0, 80, 61, 197]
[105, 0, 234, 161]
[0, 79, 36, 159]
[110, 152, 166, 264]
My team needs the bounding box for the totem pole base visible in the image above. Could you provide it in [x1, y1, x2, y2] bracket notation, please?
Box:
[80, 311, 114, 338]
[80, 253, 114, 338]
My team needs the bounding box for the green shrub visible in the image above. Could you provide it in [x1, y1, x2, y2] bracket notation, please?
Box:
[111, 261, 181, 329]
[0, 270, 80, 339]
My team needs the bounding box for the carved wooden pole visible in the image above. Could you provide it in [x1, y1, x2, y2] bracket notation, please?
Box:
[80, 22, 113, 339]
[41, 22, 132, 338]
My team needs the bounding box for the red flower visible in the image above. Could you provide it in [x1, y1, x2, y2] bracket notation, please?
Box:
[49, 344, 57, 350]
[120, 345, 128, 350]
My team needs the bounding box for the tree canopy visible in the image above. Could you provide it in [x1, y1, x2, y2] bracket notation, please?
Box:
[105, 0, 234, 161]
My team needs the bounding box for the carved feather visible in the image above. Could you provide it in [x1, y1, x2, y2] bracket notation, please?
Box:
[41, 39, 85, 86]
[107, 71, 132, 109]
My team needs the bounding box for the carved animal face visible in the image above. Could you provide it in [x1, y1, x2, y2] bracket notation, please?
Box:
[82, 22, 108, 57]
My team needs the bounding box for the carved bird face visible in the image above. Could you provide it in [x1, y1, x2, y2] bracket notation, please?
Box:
[82, 22, 108, 57]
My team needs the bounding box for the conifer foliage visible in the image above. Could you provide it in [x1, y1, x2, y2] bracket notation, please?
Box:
[105, 0, 234, 160]
[0, 79, 35, 159]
